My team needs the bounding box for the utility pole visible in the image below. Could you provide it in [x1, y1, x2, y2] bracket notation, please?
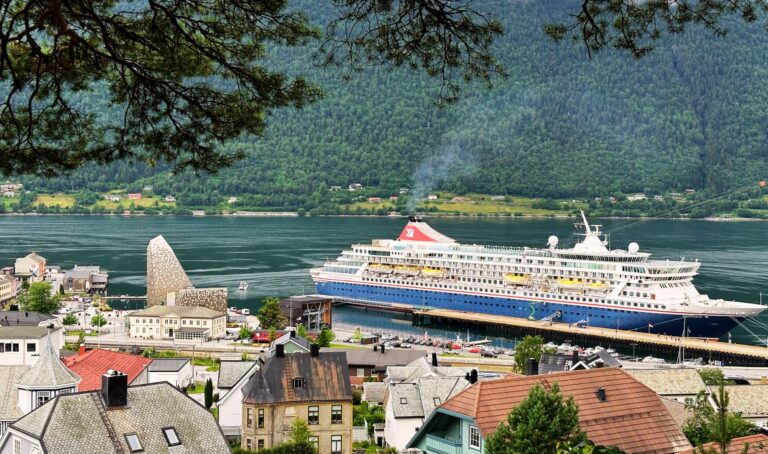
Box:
[630, 343, 637, 362]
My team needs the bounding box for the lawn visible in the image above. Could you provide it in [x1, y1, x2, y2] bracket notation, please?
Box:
[36, 194, 75, 208]
[93, 196, 175, 211]
[187, 382, 206, 394]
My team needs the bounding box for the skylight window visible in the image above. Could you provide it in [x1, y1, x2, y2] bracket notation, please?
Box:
[400, 397, 408, 404]
[162, 427, 181, 447]
[125, 434, 143, 452]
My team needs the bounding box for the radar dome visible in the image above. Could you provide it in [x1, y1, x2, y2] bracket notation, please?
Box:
[628, 242, 640, 254]
[548, 235, 559, 248]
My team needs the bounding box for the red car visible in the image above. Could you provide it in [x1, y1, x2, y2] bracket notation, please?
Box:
[468, 347, 482, 354]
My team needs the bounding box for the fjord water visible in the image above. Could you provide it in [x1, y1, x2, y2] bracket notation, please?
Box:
[1, 216, 766, 346]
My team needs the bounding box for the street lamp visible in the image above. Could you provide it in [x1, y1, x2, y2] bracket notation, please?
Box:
[630, 343, 637, 362]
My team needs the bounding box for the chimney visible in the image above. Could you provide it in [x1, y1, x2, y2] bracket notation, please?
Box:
[101, 370, 128, 407]
[310, 343, 320, 357]
[373, 345, 378, 352]
[470, 369, 478, 384]
[276, 344, 285, 358]
[596, 387, 606, 402]
[24, 311, 28, 317]
[380, 344, 385, 355]
[79, 344, 86, 355]
[431, 352, 438, 367]
[290, 330, 296, 338]
[525, 358, 539, 376]
[572, 350, 579, 365]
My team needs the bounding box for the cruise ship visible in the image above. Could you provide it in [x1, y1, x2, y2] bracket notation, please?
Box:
[311, 214, 766, 338]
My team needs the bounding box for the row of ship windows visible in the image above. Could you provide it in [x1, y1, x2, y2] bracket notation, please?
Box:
[341, 283, 668, 310]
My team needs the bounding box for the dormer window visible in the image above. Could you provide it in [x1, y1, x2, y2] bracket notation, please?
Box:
[125, 433, 143, 452]
[293, 378, 304, 388]
[162, 427, 181, 447]
[400, 397, 407, 404]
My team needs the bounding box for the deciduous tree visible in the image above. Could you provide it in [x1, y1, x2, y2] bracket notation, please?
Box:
[316, 328, 335, 348]
[513, 335, 544, 373]
[17, 281, 60, 315]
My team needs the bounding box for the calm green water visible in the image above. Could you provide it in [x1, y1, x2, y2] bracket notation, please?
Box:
[0, 215, 766, 345]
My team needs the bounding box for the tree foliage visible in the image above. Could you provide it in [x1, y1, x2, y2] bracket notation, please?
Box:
[683, 386, 757, 448]
[17, 281, 59, 315]
[316, 328, 335, 347]
[90, 313, 107, 328]
[514, 335, 544, 373]
[485, 382, 586, 454]
[257, 296, 286, 330]
[204, 378, 214, 409]
[62, 313, 78, 326]
[239, 325, 252, 340]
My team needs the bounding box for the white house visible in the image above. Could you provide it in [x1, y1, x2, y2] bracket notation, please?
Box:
[216, 360, 259, 439]
[165, 195, 176, 203]
[128, 305, 226, 342]
[147, 358, 192, 388]
[0, 326, 63, 366]
[627, 193, 648, 202]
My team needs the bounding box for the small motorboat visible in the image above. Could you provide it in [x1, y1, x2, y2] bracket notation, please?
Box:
[239, 281, 248, 291]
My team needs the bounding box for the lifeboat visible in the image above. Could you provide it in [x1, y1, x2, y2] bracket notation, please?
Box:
[394, 265, 421, 276]
[504, 273, 530, 285]
[587, 282, 608, 290]
[421, 267, 445, 278]
[557, 278, 584, 289]
[368, 263, 393, 274]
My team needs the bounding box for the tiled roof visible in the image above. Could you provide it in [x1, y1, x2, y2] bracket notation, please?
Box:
[129, 305, 223, 318]
[724, 385, 768, 417]
[16, 337, 80, 389]
[387, 356, 473, 384]
[390, 376, 469, 418]
[625, 369, 706, 395]
[0, 311, 56, 327]
[440, 368, 691, 454]
[0, 326, 50, 339]
[24, 252, 46, 263]
[147, 358, 190, 373]
[243, 352, 352, 405]
[680, 434, 768, 454]
[217, 361, 257, 389]
[63, 349, 151, 391]
[272, 332, 310, 351]
[0, 366, 29, 420]
[661, 397, 693, 429]
[363, 382, 386, 404]
[340, 348, 425, 370]
[10, 382, 229, 453]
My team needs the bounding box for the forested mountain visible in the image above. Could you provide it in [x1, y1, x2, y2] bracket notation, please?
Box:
[17, 0, 768, 207]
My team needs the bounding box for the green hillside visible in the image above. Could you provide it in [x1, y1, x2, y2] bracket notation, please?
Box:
[16, 0, 768, 211]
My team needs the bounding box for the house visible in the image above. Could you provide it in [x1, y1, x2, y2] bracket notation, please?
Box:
[654, 195, 664, 201]
[389, 196, 399, 202]
[723, 385, 768, 430]
[451, 197, 466, 203]
[0, 276, 17, 303]
[341, 346, 424, 385]
[627, 193, 648, 202]
[72, 265, 109, 294]
[0, 311, 59, 329]
[684, 189, 696, 194]
[128, 305, 226, 342]
[128, 192, 142, 200]
[279, 296, 333, 331]
[228, 196, 239, 204]
[329, 186, 342, 191]
[105, 194, 121, 202]
[14, 252, 46, 283]
[270, 331, 311, 355]
[0, 326, 63, 366]
[217, 360, 259, 438]
[625, 369, 707, 403]
[368, 197, 382, 203]
[1, 192, 13, 198]
[490, 195, 506, 201]
[348, 183, 364, 191]
[399, 188, 409, 194]
[609, 196, 618, 203]
[383, 355, 474, 449]
[407, 368, 691, 454]
[0, 184, 21, 193]
[241, 344, 353, 453]
[680, 434, 768, 454]
[164, 195, 176, 203]
[537, 350, 621, 375]
[363, 382, 386, 406]
[0, 377, 230, 454]
[0, 337, 80, 437]
[63, 347, 151, 391]
[147, 358, 192, 388]
[427, 194, 438, 201]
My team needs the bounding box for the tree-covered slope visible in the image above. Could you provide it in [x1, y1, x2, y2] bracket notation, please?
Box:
[19, 0, 768, 203]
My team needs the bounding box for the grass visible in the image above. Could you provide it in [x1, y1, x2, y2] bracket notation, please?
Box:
[65, 329, 98, 337]
[192, 357, 220, 370]
[187, 382, 206, 394]
[93, 195, 175, 211]
[329, 343, 365, 349]
[36, 194, 75, 208]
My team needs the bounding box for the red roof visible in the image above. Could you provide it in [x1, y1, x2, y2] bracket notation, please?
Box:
[63, 348, 152, 391]
[680, 434, 768, 454]
[440, 368, 691, 454]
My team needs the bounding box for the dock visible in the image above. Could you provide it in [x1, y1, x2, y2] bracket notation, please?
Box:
[414, 308, 768, 367]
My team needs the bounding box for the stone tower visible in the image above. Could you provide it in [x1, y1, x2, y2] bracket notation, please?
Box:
[146, 235, 193, 306]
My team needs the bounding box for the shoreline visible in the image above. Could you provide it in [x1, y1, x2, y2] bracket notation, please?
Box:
[0, 212, 766, 222]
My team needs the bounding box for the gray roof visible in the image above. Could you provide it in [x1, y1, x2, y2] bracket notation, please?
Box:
[340, 348, 425, 371]
[0, 366, 29, 420]
[130, 305, 224, 319]
[10, 382, 230, 453]
[626, 369, 707, 396]
[243, 352, 352, 405]
[271, 332, 310, 351]
[0, 275, 13, 285]
[217, 361, 257, 389]
[363, 382, 386, 404]
[15, 337, 80, 389]
[63, 270, 92, 279]
[0, 312, 55, 327]
[724, 385, 768, 417]
[147, 358, 190, 373]
[0, 326, 52, 339]
[22, 252, 46, 263]
[387, 356, 472, 384]
[389, 376, 469, 418]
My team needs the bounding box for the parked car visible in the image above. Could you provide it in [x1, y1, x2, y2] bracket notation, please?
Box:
[400, 342, 412, 349]
[480, 350, 497, 358]
[468, 347, 482, 354]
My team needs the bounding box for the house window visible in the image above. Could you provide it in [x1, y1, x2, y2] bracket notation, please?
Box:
[36, 391, 51, 408]
[331, 435, 342, 454]
[433, 397, 441, 405]
[293, 378, 304, 388]
[257, 439, 265, 450]
[308, 406, 319, 425]
[246, 438, 252, 450]
[258, 408, 264, 428]
[14, 439, 20, 454]
[125, 433, 143, 452]
[356, 368, 365, 377]
[162, 427, 181, 446]
[309, 436, 318, 447]
[469, 425, 481, 450]
[400, 397, 407, 405]
[27, 343, 36, 353]
[246, 408, 253, 428]
[331, 405, 342, 424]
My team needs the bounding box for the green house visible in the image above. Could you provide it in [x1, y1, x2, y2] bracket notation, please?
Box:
[407, 407, 484, 454]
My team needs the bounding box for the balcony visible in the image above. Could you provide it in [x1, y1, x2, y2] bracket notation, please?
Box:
[425, 434, 462, 454]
